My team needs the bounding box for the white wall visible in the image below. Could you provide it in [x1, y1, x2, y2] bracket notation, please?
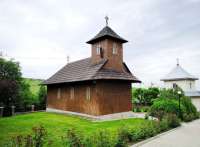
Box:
[191, 98, 200, 111]
[164, 80, 196, 91]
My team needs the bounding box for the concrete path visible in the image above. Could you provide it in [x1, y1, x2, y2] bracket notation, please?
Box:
[132, 119, 200, 147]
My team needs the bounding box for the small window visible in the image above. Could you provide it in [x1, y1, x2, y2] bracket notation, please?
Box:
[190, 82, 192, 89]
[86, 87, 90, 101]
[113, 43, 117, 54]
[173, 83, 177, 89]
[57, 88, 61, 99]
[96, 44, 101, 55]
[70, 87, 74, 99]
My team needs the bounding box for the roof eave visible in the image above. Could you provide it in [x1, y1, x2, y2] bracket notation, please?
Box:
[43, 78, 141, 85]
[86, 36, 128, 44]
[161, 77, 199, 81]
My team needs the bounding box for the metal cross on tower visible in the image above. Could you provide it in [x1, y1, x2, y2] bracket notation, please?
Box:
[105, 16, 109, 26]
[177, 58, 179, 66]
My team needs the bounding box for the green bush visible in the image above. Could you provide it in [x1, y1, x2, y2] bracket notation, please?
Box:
[159, 88, 184, 100]
[132, 87, 159, 106]
[115, 127, 129, 147]
[91, 130, 115, 147]
[158, 119, 169, 132]
[149, 98, 186, 120]
[182, 113, 198, 122]
[141, 106, 150, 112]
[62, 128, 83, 147]
[181, 97, 199, 121]
[181, 97, 196, 113]
[163, 113, 180, 128]
[129, 121, 159, 142]
[7, 125, 52, 147]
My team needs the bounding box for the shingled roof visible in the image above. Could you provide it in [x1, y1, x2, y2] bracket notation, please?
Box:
[161, 64, 198, 81]
[86, 26, 128, 44]
[44, 58, 140, 85]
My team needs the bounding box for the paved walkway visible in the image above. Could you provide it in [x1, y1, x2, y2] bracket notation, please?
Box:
[132, 119, 200, 147]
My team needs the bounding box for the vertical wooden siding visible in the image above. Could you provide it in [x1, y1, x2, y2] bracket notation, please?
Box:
[47, 80, 132, 116]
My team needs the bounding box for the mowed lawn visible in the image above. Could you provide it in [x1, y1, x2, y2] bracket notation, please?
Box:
[0, 112, 151, 146]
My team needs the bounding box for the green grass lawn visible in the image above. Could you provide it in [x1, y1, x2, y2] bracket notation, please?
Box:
[0, 112, 152, 146]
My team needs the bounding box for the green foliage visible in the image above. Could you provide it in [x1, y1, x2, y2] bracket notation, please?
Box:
[92, 130, 115, 147]
[133, 106, 150, 113]
[149, 98, 185, 120]
[182, 113, 199, 122]
[180, 97, 199, 122]
[22, 78, 45, 108]
[24, 78, 43, 97]
[62, 128, 83, 147]
[0, 58, 45, 113]
[159, 88, 184, 100]
[38, 85, 47, 110]
[181, 97, 197, 114]
[7, 125, 51, 147]
[0, 58, 21, 104]
[158, 119, 169, 132]
[132, 87, 159, 106]
[129, 121, 159, 141]
[0, 58, 22, 81]
[149, 91, 198, 122]
[18, 80, 35, 107]
[162, 113, 180, 128]
[115, 127, 129, 147]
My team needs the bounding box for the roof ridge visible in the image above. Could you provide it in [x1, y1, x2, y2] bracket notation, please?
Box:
[43, 58, 91, 84]
[67, 57, 91, 65]
[91, 59, 108, 79]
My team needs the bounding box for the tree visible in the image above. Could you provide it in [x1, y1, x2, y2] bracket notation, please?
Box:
[0, 58, 22, 105]
[0, 58, 22, 115]
[132, 87, 160, 106]
[159, 87, 184, 100]
[38, 85, 47, 110]
[17, 80, 35, 111]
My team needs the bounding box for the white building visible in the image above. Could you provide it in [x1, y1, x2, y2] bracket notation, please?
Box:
[161, 61, 200, 111]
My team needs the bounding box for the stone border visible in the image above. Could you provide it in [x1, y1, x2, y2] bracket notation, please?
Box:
[46, 108, 145, 122]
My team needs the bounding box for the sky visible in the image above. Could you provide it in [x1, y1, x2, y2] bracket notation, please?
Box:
[0, 0, 200, 89]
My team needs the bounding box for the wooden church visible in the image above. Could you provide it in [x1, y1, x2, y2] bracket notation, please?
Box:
[44, 18, 140, 116]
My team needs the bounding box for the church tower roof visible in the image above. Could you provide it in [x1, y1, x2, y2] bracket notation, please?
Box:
[86, 16, 127, 44]
[86, 26, 128, 44]
[161, 60, 198, 81]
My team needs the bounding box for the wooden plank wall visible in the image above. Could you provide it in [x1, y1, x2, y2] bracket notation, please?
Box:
[47, 80, 132, 116]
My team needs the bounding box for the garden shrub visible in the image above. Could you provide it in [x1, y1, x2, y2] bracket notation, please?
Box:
[149, 98, 186, 120]
[182, 113, 199, 122]
[181, 97, 199, 121]
[115, 127, 129, 147]
[129, 121, 159, 142]
[132, 87, 159, 106]
[163, 113, 180, 128]
[181, 97, 197, 113]
[91, 130, 115, 147]
[144, 113, 149, 120]
[141, 106, 150, 112]
[158, 119, 169, 132]
[62, 128, 83, 147]
[7, 125, 51, 147]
